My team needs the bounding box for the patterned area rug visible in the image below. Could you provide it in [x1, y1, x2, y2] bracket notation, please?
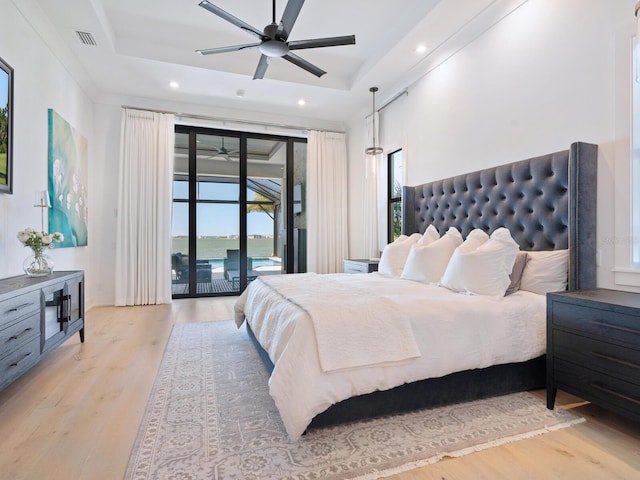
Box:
[125, 321, 583, 480]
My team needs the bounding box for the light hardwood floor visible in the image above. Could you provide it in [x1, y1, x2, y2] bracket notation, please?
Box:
[0, 297, 639, 480]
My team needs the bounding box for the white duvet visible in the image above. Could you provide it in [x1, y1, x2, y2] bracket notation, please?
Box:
[234, 272, 546, 439]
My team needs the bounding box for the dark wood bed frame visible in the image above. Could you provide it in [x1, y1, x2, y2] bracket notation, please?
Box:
[247, 141, 598, 431]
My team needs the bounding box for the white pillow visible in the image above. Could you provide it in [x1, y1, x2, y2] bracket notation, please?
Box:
[519, 249, 569, 295]
[406, 232, 423, 244]
[417, 224, 440, 246]
[401, 227, 462, 283]
[378, 233, 421, 277]
[440, 227, 519, 297]
[458, 228, 490, 252]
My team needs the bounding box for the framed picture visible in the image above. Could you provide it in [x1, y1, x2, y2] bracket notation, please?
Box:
[0, 56, 13, 194]
[48, 109, 88, 247]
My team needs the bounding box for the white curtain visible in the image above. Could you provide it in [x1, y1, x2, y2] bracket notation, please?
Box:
[115, 108, 175, 306]
[307, 130, 349, 273]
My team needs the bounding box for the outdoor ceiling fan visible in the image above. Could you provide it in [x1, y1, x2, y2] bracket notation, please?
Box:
[207, 138, 238, 161]
[196, 0, 356, 79]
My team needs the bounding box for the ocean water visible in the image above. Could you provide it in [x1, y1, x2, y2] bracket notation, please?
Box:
[172, 237, 278, 266]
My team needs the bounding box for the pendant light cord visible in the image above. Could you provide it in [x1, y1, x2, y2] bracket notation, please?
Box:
[366, 87, 383, 155]
[372, 87, 377, 147]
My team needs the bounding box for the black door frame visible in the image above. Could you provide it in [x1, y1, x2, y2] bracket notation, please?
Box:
[172, 125, 306, 298]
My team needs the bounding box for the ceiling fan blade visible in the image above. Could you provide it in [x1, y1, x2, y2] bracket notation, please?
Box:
[196, 43, 260, 55]
[282, 53, 326, 77]
[198, 1, 265, 40]
[278, 0, 305, 40]
[253, 55, 270, 80]
[288, 35, 356, 51]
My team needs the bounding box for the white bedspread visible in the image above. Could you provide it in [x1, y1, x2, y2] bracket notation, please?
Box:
[250, 273, 420, 372]
[234, 272, 546, 439]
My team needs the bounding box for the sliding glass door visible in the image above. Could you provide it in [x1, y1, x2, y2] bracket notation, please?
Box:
[172, 126, 306, 297]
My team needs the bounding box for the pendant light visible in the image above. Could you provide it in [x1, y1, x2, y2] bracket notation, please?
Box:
[365, 86, 384, 156]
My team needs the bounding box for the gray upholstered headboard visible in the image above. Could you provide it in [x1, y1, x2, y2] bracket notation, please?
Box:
[402, 142, 597, 291]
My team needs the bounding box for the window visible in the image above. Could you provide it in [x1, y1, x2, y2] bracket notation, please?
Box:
[387, 149, 403, 243]
[633, 39, 640, 266]
[612, 34, 640, 287]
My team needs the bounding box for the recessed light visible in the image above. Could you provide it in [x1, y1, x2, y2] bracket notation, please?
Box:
[416, 45, 427, 54]
[297, 98, 306, 106]
[169, 81, 180, 89]
[236, 89, 245, 98]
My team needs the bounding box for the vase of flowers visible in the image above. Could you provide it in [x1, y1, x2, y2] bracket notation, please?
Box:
[17, 227, 64, 277]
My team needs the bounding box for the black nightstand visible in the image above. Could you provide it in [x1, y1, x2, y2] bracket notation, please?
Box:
[547, 289, 640, 423]
[343, 259, 379, 274]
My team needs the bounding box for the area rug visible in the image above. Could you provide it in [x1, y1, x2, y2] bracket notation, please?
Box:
[125, 321, 583, 480]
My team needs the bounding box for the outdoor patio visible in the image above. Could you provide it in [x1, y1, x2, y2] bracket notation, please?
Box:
[171, 265, 281, 295]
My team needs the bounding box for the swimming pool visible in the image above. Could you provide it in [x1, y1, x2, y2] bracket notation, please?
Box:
[202, 256, 281, 269]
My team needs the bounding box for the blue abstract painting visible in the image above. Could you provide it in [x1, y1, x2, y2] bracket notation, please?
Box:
[48, 109, 88, 247]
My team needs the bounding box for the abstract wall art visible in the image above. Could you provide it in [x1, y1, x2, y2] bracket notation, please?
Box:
[48, 109, 88, 247]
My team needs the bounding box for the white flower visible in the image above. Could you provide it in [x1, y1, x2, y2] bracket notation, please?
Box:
[17, 228, 64, 248]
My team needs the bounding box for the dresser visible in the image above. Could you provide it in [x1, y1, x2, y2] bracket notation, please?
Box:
[343, 259, 379, 274]
[0, 271, 84, 393]
[547, 289, 640, 422]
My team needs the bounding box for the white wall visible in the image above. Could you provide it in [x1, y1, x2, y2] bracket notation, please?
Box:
[347, 0, 638, 292]
[0, 0, 95, 298]
[90, 103, 121, 306]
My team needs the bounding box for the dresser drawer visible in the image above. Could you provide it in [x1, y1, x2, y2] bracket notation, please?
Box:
[550, 301, 640, 347]
[0, 290, 40, 327]
[553, 330, 640, 384]
[0, 312, 39, 356]
[0, 336, 40, 391]
[554, 358, 640, 422]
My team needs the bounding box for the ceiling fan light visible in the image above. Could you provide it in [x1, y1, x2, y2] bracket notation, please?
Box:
[197, 0, 354, 78]
[260, 40, 289, 57]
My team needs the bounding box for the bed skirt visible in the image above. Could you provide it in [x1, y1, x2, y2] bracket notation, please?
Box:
[246, 322, 546, 431]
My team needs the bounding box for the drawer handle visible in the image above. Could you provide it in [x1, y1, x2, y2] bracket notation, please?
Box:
[591, 351, 640, 370]
[589, 320, 640, 336]
[591, 383, 640, 405]
[9, 327, 34, 341]
[5, 302, 34, 314]
[63, 294, 72, 322]
[9, 352, 32, 368]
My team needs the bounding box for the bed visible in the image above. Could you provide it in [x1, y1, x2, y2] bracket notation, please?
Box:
[234, 141, 598, 439]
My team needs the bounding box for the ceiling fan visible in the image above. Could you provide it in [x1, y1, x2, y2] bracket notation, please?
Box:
[207, 138, 238, 161]
[196, 0, 356, 79]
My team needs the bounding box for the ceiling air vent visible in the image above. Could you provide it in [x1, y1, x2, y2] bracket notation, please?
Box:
[75, 30, 97, 46]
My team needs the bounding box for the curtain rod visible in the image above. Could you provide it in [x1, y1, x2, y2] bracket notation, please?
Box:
[377, 89, 409, 112]
[121, 105, 346, 134]
[364, 89, 409, 120]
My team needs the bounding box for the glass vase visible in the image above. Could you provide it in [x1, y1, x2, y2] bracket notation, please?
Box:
[23, 246, 54, 277]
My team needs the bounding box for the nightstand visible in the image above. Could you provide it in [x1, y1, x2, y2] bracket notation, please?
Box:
[343, 259, 379, 274]
[547, 289, 640, 423]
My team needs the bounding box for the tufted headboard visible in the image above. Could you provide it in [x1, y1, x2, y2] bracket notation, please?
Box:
[402, 142, 597, 291]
